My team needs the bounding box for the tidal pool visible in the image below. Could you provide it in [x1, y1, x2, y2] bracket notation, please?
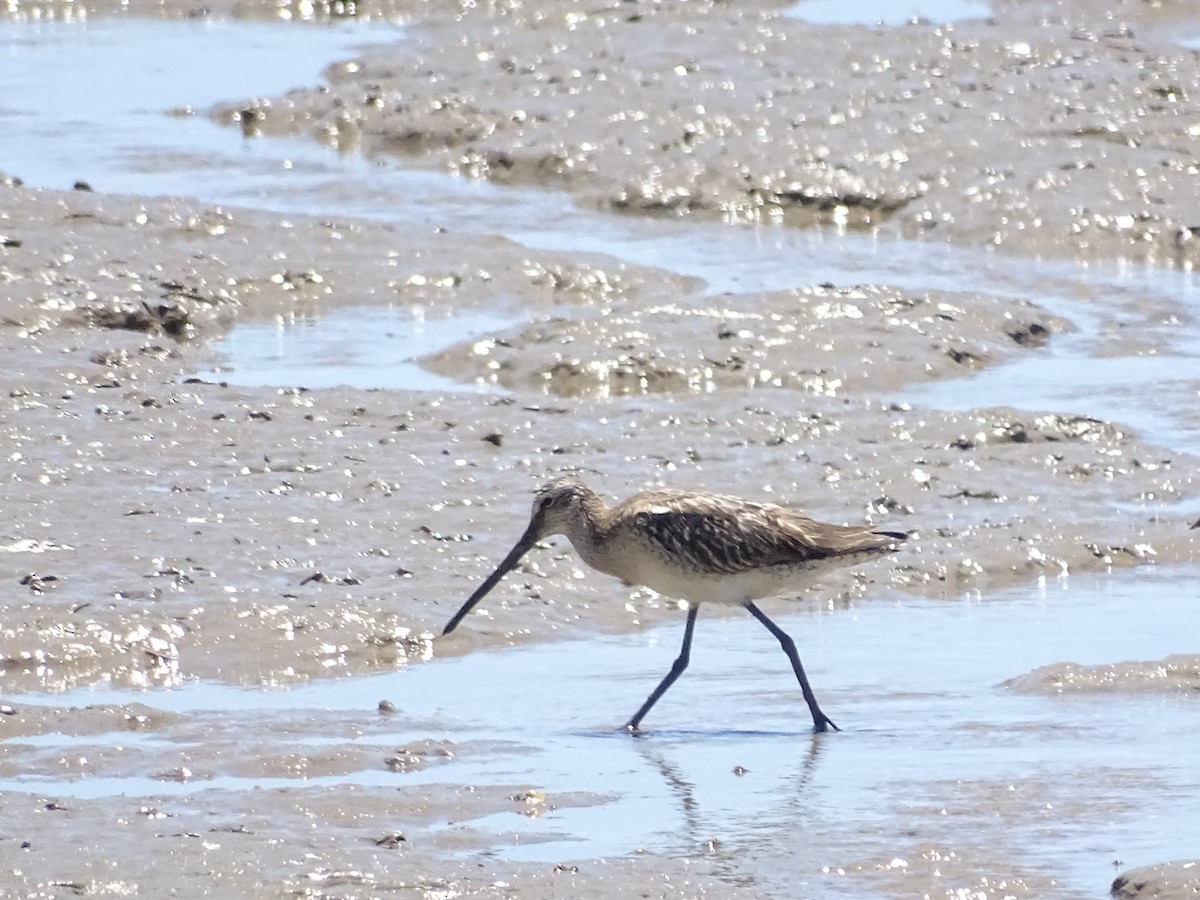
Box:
[5, 567, 1198, 894]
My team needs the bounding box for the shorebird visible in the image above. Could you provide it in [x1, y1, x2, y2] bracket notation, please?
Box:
[442, 475, 907, 733]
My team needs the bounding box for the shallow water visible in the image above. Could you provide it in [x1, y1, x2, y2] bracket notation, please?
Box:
[785, 0, 990, 28]
[0, 19, 397, 192]
[5, 567, 1199, 892]
[197, 306, 515, 392]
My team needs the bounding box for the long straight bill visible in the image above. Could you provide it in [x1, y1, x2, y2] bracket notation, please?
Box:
[442, 526, 539, 635]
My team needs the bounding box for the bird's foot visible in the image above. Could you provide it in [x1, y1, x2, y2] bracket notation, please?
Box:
[624, 722, 644, 737]
[812, 714, 841, 734]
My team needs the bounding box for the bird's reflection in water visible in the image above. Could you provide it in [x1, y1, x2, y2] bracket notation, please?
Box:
[627, 730, 826, 872]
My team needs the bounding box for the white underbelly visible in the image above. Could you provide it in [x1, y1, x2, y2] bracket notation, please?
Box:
[627, 557, 821, 607]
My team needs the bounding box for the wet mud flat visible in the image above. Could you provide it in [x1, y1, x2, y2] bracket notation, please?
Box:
[3, 0, 1200, 896]
[3, 183, 1199, 898]
[3, 184, 1196, 685]
[210, 0, 1200, 267]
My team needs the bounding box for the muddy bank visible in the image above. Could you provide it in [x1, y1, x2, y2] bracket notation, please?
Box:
[0, 784, 744, 900]
[0, 178, 691, 341]
[422, 283, 1065, 398]
[2, 180, 1198, 691]
[187, 0, 1200, 267]
[14, 0, 1195, 267]
[1005, 653, 1200, 694]
[9, 0, 1200, 269]
[1113, 860, 1200, 899]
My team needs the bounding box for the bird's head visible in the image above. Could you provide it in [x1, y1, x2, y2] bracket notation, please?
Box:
[526, 474, 593, 542]
[441, 474, 595, 636]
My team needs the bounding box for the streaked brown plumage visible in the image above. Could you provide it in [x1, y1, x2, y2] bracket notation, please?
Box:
[442, 474, 907, 733]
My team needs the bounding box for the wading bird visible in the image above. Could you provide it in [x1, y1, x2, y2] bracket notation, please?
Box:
[442, 475, 906, 733]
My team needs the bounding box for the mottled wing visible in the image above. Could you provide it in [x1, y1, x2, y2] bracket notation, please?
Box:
[630, 492, 903, 576]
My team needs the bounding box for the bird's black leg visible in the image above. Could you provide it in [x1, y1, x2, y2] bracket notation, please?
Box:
[744, 601, 840, 733]
[625, 605, 699, 733]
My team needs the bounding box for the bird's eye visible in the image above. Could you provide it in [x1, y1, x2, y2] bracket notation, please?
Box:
[539, 496, 555, 510]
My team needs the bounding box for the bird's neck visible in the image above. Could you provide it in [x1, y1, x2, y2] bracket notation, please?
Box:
[565, 490, 613, 563]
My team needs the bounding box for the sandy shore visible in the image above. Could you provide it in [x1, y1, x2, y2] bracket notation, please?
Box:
[3, 0, 1200, 896]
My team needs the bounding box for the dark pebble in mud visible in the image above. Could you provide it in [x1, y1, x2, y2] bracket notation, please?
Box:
[373, 831, 407, 848]
[20, 573, 60, 594]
